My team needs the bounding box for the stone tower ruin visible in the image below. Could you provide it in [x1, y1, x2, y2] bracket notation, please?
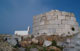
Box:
[32, 10, 79, 36]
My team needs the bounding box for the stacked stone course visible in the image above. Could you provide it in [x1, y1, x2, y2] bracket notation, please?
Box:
[33, 10, 79, 36]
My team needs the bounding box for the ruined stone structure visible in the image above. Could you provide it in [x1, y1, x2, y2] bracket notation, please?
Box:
[32, 10, 79, 36]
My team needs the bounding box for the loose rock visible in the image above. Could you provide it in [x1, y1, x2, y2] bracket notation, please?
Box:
[43, 40, 52, 47]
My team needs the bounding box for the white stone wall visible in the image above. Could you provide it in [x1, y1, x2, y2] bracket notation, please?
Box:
[33, 10, 79, 36]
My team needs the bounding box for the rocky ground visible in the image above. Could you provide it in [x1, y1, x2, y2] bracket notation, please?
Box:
[0, 41, 13, 51]
[0, 34, 64, 51]
[19, 35, 64, 51]
[0, 35, 13, 51]
[1, 33, 80, 51]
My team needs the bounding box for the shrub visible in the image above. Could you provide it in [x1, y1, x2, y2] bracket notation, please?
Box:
[13, 45, 18, 48]
[56, 46, 63, 51]
[50, 49, 55, 51]
[25, 47, 30, 51]
[43, 47, 47, 51]
[52, 40, 57, 46]
[25, 44, 37, 51]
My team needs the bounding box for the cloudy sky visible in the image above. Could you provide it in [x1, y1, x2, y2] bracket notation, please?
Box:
[0, 0, 80, 34]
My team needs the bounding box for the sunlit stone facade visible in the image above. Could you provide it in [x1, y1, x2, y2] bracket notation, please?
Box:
[32, 10, 79, 36]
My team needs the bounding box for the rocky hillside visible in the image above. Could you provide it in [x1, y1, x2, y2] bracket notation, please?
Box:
[0, 41, 13, 51]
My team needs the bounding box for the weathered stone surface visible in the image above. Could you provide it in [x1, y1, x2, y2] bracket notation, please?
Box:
[43, 40, 52, 47]
[58, 16, 65, 20]
[32, 38, 38, 44]
[18, 47, 25, 51]
[48, 46, 61, 51]
[30, 48, 39, 51]
[7, 38, 17, 46]
[33, 10, 79, 37]
[62, 33, 80, 51]
[0, 42, 13, 51]
[20, 41, 31, 47]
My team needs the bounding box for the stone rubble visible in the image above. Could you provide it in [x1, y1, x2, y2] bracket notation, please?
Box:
[30, 48, 38, 51]
[43, 40, 52, 47]
[48, 46, 61, 51]
[32, 38, 38, 44]
[63, 33, 80, 51]
[0, 42, 13, 51]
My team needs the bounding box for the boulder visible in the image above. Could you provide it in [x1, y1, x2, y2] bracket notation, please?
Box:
[30, 48, 38, 51]
[18, 47, 25, 51]
[43, 40, 52, 47]
[7, 38, 17, 46]
[32, 38, 38, 44]
[48, 46, 61, 51]
[0, 42, 13, 51]
[38, 39, 44, 45]
[46, 36, 54, 41]
[20, 41, 31, 47]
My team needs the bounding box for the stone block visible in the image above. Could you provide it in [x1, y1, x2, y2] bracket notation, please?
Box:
[53, 16, 58, 19]
[47, 15, 58, 20]
[38, 29, 48, 34]
[20, 41, 31, 47]
[35, 26, 39, 30]
[43, 40, 52, 47]
[30, 48, 38, 51]
[7, 39, 17, 46]
[56, 28, 64, 35]
[65, 17, 71, 20]
[32, 38, 38, 44]
[39, 25, 46, 30]
[58, 16, 65, 20]
[45, 25, 57, 29]
[47, 15, 52, 20]
[49, 12, 55, 16]
[40, 21, 45, 25]
[62, 11, 69, 16]
[58, 24, 65, 29]
[33, 23, 39, 27]
[54, 10, 62, 16]
[64, 24, 71, 29]
[48, 28, 56, 34]
[48, 46, 61, 51]
[49, 20, 61, 24]
[62, 20, 77, 25]
[68, 21, 77, 25]
[52, 24, 59, 28]
[54, 12, 62, 16]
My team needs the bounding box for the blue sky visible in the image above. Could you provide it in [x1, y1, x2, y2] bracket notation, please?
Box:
[0, 0, 80, 34]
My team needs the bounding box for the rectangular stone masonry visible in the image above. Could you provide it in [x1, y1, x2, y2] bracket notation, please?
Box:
[49, 20, 61, 25]
[33, 10, 79, 36]
[56, 28, 64, 36]
[47, 15, 58, 20]
[62, 11, 69, 16]
[65, 16, 71, 20]
[45, 25, 58, 29]
[62, 20, 77, 25]
[58, 24, 65, 29]
[58, 16, 66, 20]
